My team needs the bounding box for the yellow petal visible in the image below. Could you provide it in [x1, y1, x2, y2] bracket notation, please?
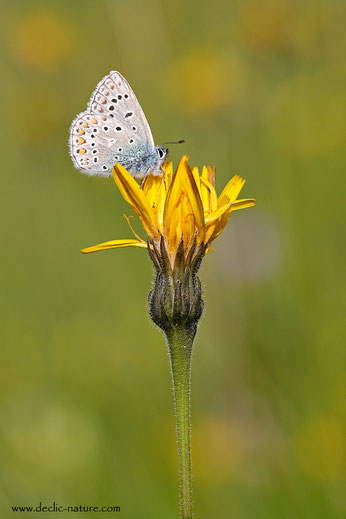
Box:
[200, 176, 218, 212]
[205, 201, 233, 226]
[201, 164, 215, 186]
[218, 175, 246, 206]
[164, 156, 205, 249]
[181, 193, 196, 250]
[142, 173, 162, 202]
[112, 163, 159, 239]
[229, 198, 256, 211]
[192, 166, 201, 197]
[181, 159, 205, 241]
[163, 156, 185, 249]
[204, 200, 232, 243]
[142, 173, 165, 232]
[164, 161, 173, 190]
[200, 165, 211, 212]
[81, 239, 147, 254]
[208, 165, 216, 188]
[206, 198, 256, 243]
[205, 198, 255, 226]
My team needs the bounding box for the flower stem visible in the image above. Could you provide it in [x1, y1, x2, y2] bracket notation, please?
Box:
[166, 326, 195, 519]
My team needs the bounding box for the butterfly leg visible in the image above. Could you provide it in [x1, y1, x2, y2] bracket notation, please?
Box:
[140, 175, 147, 189]
[140, 170, 152, 189]
[160, 167, 167, 190]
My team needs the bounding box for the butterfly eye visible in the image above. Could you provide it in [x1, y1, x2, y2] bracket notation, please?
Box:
[158, 148, 165, 159]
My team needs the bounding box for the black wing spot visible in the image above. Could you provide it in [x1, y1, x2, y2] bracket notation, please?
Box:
[124, 94, 129, 99]
[129, 139, 134, 144]
[94, 158, 98, 162]
[111, 98, 117, 103]
[117, 95, 122, 100]
[93, 128, 97, 133]
[125, 112, 133, 118]
[104, 126, 108, 131]
[103, 165, 107, 170]
[116, 126, 122, 131]
[132, 126, 137, 131]
[118, 147, 123, 152]
[109, 105, 115, 111]
[93, 150, 97, 154]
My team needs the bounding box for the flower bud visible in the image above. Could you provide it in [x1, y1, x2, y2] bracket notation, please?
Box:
[148, 236, 205, 337]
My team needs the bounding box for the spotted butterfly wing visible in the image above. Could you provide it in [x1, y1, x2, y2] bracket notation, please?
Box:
[69, 71, 164, 178]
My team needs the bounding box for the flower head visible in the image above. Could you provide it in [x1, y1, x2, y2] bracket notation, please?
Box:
[82, 155, 255, 265]
[82, 156, 255, 334]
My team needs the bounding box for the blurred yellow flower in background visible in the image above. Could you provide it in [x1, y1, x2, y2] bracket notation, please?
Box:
[82, 156, 255, 264]
[238, 0, 346, 60]
[165, 52, 241, 117]
[11, 9, 75, 70]
[238, 0, 291, 53]
[286, 0, 346, 60]
[295, 416, 345, 481]
[193, 418, 244, 485]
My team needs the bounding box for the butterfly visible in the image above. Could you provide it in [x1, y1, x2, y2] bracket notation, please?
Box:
[69, 71, 169, 179]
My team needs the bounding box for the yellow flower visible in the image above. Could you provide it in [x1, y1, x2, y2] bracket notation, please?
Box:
[80, 154, 255, 516]
[82, 155, 255, 263]
[12, 9, 75, 71]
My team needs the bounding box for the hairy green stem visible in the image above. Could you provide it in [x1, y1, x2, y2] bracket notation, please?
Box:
[166, 326, 195, 519]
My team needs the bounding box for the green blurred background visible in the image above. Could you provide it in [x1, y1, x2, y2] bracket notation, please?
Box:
[0, 0, 345, 517]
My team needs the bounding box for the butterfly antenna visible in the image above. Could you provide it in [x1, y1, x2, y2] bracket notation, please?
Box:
[161, 140, 185, 145]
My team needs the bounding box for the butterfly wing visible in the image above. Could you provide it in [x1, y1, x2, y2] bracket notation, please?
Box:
[69, 111, 126, 176]
[88, 71, 155, 151]
[69, 71, 156, 177]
